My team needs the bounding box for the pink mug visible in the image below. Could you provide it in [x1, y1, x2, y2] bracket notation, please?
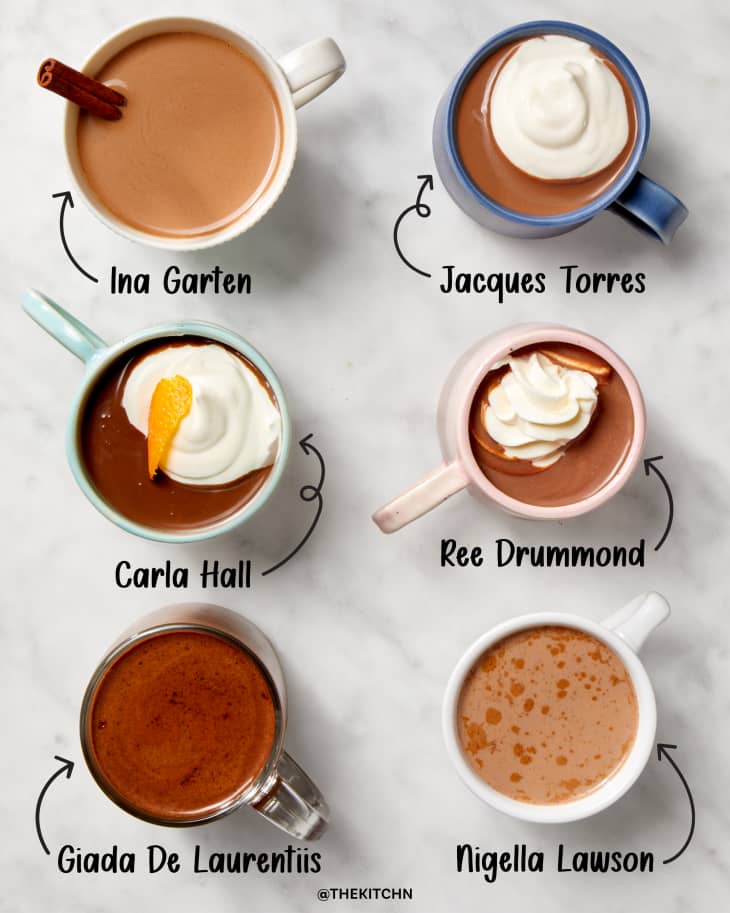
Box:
[372, 324, 646, 532]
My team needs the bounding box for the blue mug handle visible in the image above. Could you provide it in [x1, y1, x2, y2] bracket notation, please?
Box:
[22, 289, 107, 364]
[610, 173, 688, 245]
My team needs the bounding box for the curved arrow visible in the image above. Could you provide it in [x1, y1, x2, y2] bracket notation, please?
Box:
[261, 434, 325, 576]
[35, 755, 74, 855]
[52, 191, 98, 283]
[644, 456, 673, 551]
[393, 174, 434, 278]
[657, 743, 695, 864]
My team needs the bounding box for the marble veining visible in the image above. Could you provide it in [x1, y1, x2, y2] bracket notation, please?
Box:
[1, 0, 729, 910]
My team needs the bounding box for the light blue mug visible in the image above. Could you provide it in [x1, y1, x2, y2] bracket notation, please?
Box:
[433, 20, 688, 243]
[22, 289, 292, 543]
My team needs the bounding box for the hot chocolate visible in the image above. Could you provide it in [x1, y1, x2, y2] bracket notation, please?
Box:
[80, 337, 281, 531]
[77, 32, 283, 237]
[457, 625, 638, 804]
[469, 343, 634, 507]
[85, 629, 277, 821]
[456, 35, 638, 215]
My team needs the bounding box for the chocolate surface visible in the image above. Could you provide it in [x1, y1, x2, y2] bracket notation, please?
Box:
[469, 343, 634, 508]
[80, 337, 276, 532]
[77, 32, 283, 237]
[88, 629, 277, 821]
[458, 625, 638, 804]
[455, 37, 638, 216]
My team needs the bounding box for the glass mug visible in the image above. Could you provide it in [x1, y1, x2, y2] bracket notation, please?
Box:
[80, 604, 328, 840]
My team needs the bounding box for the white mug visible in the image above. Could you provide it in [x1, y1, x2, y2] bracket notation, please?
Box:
[64, 17, 346, 250]
[442, 592, 670, 823]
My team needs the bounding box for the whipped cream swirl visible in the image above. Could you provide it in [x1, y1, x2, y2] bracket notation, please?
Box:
[488, 35, 629, 180]
[122, 344, 280, 485]
[484, 353, 598, 467]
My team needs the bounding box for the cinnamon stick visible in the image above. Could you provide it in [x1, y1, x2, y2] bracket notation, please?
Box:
[37, 58, 126, 120]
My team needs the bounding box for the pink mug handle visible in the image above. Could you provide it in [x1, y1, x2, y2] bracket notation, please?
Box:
[372, 462, 469, 533]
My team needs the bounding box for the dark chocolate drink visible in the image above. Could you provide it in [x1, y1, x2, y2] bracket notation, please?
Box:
[469, 343, 634, 507]
[80, 337, 280, 531]
[456, 34, 638, 215]
[85, 629, 277, 821]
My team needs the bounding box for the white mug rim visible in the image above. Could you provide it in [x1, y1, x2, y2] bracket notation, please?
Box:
[63, 15, 299, 250]
[442, 611, 657, 823]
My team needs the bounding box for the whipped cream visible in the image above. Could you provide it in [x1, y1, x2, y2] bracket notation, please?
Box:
[488, 35, 629, 180]
[122, 344, 280, 486]
[484, 352, 598, 468]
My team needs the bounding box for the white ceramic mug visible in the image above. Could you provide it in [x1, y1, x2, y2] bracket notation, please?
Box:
[442, 592, 670, 823]
[64, 17, 346, 250]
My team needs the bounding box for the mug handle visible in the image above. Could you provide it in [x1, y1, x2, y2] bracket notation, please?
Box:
[372, 461, 469, 533]
[22, 289, 107, 364]
[609, 173, 688, 245]
[253, 751, 329, 841]
[277, 37, 346, 109]
[602, 591, 670, 653]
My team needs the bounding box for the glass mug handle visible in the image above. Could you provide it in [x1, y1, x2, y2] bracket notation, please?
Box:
[277, 37, 346, 109]
[253, 751, 329, 840]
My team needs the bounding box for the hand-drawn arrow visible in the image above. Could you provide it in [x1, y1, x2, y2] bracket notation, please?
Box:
[261, 434, 325, 576]
[393, 174, 434, 278]
[52, 191, 98, 283]
[644, 456, 673, 551]
[657, 743, 695, 864]
[35, 755, 74, 855]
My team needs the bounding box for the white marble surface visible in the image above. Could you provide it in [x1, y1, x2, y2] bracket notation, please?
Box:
[2, 0, 729, 910]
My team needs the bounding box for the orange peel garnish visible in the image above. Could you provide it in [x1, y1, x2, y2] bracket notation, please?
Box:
[147, 375, 193, 480]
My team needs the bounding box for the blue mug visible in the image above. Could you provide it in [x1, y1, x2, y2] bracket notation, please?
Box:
[22, 289, 292, 543]
[433, 21, 688, 243]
